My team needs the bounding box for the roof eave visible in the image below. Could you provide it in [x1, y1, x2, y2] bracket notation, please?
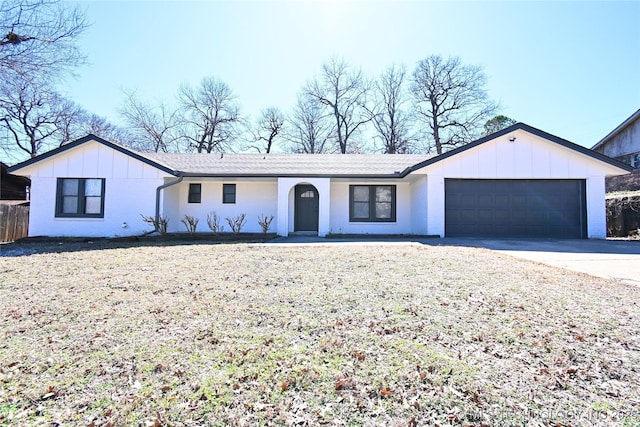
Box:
[408, 122, 634, 173]
[178, 172, 406, 179]
[7, 134, 179, 176]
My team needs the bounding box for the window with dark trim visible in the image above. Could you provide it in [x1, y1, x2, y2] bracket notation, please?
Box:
[55, 178, 105, 218]
[349, 185, 396, 222]
[223, 184, 236, 204]
[188, 183, 202, 203]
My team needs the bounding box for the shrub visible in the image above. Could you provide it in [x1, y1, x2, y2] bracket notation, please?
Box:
[226, 213, 247, 234]
[141, 214, 169, 235]
[257, 214, 275, 234]
[180, 214, 199, 234]
[606, 194, 640, 237]
[207, 211, 224, 233]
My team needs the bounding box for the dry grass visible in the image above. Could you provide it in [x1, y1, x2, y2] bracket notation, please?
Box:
[1, 240, 639, 426]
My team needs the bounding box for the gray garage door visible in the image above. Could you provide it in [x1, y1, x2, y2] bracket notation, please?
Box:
[445, 179, 587, 238]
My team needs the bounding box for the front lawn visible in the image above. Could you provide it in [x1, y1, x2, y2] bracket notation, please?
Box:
[1, 241, 639, 426]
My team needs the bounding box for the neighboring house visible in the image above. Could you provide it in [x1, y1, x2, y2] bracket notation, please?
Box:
[592, 108, 640, 168]
[1, 162, 30, 200]
[7, 123, 632, 239]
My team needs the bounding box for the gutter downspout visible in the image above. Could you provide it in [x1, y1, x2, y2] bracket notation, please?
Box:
[154, 174, 184, 233]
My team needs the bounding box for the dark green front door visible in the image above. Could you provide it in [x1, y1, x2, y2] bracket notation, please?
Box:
[294, 185, 319, 232]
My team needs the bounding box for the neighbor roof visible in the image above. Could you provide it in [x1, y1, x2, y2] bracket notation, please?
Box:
[592, 108, 640, 151]
[144, 152, 431, 177]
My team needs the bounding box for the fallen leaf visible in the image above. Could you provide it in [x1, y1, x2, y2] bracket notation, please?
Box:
[335, 378, 354, 391]
[379, 387, 393, 397]
[352, 351, 365, 361]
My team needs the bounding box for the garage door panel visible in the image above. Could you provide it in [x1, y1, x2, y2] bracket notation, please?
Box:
[476, 209, 494, 222]
[477, 195, 494, 207]
[494, 209, 509, 221]
[445, 179, 586, 238]
[459, 210, 477, 221]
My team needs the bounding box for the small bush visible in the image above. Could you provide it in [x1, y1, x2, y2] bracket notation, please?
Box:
[141, 214, 169, 235]
[226, 213, 247, 234]
[207, 211, 224, 233]
[606, 194, 640, 237]
[258, 214, 275, 234]
[180, 214, 199, 234]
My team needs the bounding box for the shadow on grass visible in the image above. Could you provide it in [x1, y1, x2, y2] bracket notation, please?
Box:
[0, 233, 279, 257]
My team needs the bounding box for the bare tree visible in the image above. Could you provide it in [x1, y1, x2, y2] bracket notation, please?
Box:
[55, 107, 132, 146]
[178, 77, 241, 153]
[246, 107, 284, 153]
[484, 115, 517, 135]
[286, 95, 333, 154]
[52, 96, 84, 143]
[0, 76, 78, 159]
[0, 0, 88, 79]
[411, 55, 498, 154]
[304, 57, 371, 153]
[368, 64, 414, 153]
[121, 91, 180, 152]
[78, 113, 133, 146]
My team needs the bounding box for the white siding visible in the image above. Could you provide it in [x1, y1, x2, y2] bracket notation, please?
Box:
[586, 176, 607, 239]
[167, 179, 278, 234]
[20, 140, 170, 237]
[328, 181, 412, 235]
[414, 129, 628, 238]
[410, 176, 428, 235]
[425, 174, 445, 237]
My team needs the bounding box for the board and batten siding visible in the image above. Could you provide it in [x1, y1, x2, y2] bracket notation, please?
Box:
[18, 140, 171, 237]
[414, 129, 623, 238]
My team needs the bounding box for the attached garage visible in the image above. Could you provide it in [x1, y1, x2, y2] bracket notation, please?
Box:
[445, 179, 587, 238]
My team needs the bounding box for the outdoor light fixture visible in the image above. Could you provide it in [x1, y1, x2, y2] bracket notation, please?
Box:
[509, 137, 516, 142]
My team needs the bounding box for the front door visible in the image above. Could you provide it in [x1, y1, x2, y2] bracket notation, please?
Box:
[294, 185, 319, 232]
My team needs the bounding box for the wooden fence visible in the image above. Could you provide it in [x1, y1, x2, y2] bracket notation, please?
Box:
[0, 203, 29, 242]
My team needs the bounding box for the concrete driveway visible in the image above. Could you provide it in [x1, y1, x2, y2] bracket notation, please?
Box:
[429, 238, 640, 286]
[269, 236, 640, 286]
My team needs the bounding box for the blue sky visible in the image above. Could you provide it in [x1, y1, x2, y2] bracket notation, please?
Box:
[66, 0, 640, 149]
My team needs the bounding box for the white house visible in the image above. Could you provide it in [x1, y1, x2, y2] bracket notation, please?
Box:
[7, 123, 632, 239]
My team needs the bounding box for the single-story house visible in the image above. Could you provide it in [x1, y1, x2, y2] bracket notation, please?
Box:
[7, 123, 633, 239]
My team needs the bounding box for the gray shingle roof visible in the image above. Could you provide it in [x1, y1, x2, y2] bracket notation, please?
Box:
[144, 153, 433, 176]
